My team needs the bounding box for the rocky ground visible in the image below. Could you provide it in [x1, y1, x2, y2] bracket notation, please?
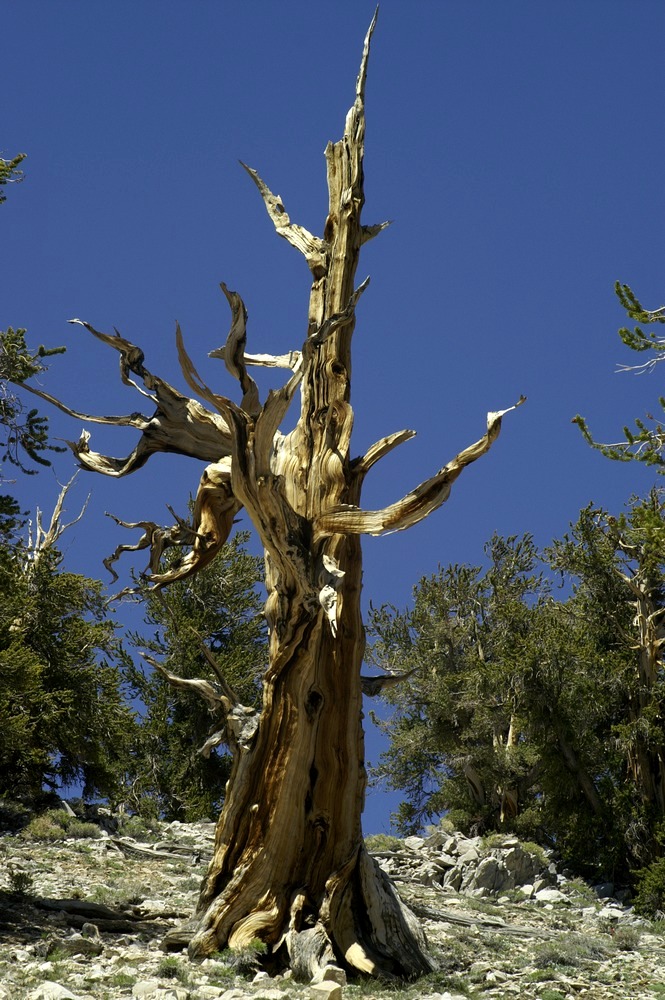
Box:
[1, 806, 664, 1000]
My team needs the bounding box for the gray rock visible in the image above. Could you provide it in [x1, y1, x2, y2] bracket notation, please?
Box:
[312, 966, 347, 986]
[503, 846, 539, 886]
[443, 865, 463, 891]
[132, 982, 163, 998]
[9, 948, 32, 961]
[26, 985, 81, 1000]
[457, 847, 479, 865]
[437, 852, 458, 868]
[597, 904, 621, 922]
[533, 871, 557, 892]
[309, 983, 342, 1000]
[467, 856, 511, 894]
[594, 881, 615, 899]
[535, 887, 568, 904]
[423, 830, 449, 849]
[47, 934, 103, 958]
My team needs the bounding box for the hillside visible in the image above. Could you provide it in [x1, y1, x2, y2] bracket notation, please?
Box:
[0, 806, 664, 1000]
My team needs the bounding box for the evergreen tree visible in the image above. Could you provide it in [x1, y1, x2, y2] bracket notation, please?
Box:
[0, 481, 135, 801]
[1, 327, 66, 482]
[368, 533, 545, 835]
[548, 494, 665, 869]
[370, 495, 665, 881]
[0, 152, 26, 204]
[124, 530, 266, 820]
[574, 283, 665, 468]
[1, 152, 65, 523]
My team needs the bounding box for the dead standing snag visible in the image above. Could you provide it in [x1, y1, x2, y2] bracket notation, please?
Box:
[22, 13, 523, 981]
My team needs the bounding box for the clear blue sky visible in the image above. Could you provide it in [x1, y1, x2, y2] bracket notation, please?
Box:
[3, 1, 664, 832]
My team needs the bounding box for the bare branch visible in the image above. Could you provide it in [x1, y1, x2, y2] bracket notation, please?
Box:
[68, 318, 155, 396]
[20, 328, 234, 477]
[101, 459, 240, 588]
[102, 512, 199, 584]
[25, 474, 90, 567]
[360, 668, 416, 697]
[616, 356, 665, 375]
[313, 397, 526, 539]
[148, 459, 242, 588]
[240, 162, 327, 274]
[210, 348, 302, 370]
[309, 277, 370, 346]
[361, 221, 392, 245]
[191, 631, 239, 711]
[15, 379, 148, 428]
[218, 283, 261, 417]
[352, 429, 416, 479]
[353, 7, 377, 113]
[253, 362, 304, 477]
[175, 321, 238, 420]
[140, 651, 225, 712]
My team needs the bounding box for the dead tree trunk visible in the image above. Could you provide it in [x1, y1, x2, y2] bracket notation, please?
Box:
[19, 13, 523, 980]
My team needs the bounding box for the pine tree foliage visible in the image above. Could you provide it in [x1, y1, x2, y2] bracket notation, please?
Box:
[574, 283, 665, 468]
[368, 534, 544, 836]
[1, 153, 66, 485]
[1, 160, 125, 802]
[370, 492, 665, 881]
[124, 530, 266, 821]
[0, 153, 26, 204]
[0, 486, 136, 801]
[0, 327, 66, 478]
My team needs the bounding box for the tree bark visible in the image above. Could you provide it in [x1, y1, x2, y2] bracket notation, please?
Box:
[19, 11, 522, 981]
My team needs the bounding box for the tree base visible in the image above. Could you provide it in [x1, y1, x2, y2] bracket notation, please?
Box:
[162, 847, 435, 982]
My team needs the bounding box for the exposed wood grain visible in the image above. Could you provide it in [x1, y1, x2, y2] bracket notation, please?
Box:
[17, 8, 523, 982]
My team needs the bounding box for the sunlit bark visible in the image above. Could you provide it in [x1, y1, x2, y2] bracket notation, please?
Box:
[19, 12, 522, 980]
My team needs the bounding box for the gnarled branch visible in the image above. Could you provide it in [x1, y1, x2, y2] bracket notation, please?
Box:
[360, 668, 416, 697]
[240, 162, 328, 275]
[314, 397, 526, 539]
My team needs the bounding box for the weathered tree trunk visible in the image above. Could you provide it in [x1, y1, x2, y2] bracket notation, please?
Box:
[18, 12, 523, 980]
[617, 541, 665, 851]
[179, 21, 433, 975]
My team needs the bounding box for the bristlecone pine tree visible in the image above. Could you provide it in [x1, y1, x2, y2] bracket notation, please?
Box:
[18, 15, 523, 980]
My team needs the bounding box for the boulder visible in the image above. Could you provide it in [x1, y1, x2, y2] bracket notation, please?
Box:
[535, 887, 568, 904]
[502, 846, 540, 886]
[26, 985, 81, 1000]
[309, 982, 343, 1000]
[466, 856, 511, 894]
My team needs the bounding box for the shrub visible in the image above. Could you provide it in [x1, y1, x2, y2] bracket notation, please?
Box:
[364, 834, 403, 853]
[216, 939, 267, 977]
[157, 956, 191, 984]
[65, 819, 101, 839]
[634, 857, 665, 919]
[116, 813, 159, 841]
[533, 933, 611, 969]
[21, 811, 67, 841]
[21, 809, 101, 841]
[7, 865, 33, 894]
[613, 926, 641, 951]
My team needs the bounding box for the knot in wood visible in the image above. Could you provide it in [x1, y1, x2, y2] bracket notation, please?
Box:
[305, 687, 324, 720]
